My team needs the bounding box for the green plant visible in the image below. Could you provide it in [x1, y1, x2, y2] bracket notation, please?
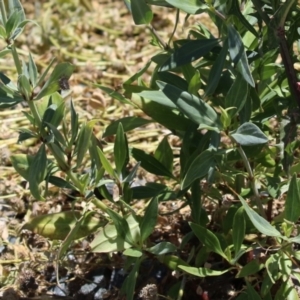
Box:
[94, 0, 300, 299]
[2, 0, 300, 299]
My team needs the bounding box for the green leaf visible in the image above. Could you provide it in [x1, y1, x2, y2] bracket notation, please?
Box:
[10, 154, 33, 181]
[188, 69, 201, 95]
[103, 117, 152, 137]
[231, 122, 268, 146]
[131, 0, 153, 25]
[225, 73, 248, 117]
[121, 257, 141, 300]
[97, 85, 132, 105]
[97, 147, 116, 178]
[159, 39, 219, 72]
[165, 0, 207, 14]
[35, 58, 56, 89]
[22, 211, 104, 240]
[8, 0, 26, 21]
[266, 253, 281, 284]
[157, 81, 221, 130]
[181, 148, 216, 189]
[275, 279, 300, 300]
[91, 214, 139, 252]
[204, 38, 228, 96]
[139, 197, 158, 242]
[75, 123, 93, 168]
[114, 123, 128, 177]
[156, 71, 188, 92]
[48, 143, 69, 172]
[238, 195, 282, 237]
[147, 241, 177, 255]
[17, 74, 32, 101]
[285, 173, 300, 223]
[70, 99, 79, 144]
[245, 281, 262, 300]
[236, 259, 264, 278]
[227, 25, 254, 87]
[107, 210, 135, 245]
[123, 60, 152, 85]
[48, 176, 77, 190]
[123, 248, 143, 257]
[190, 222, 227, 260]
[35, 62, 74, 100]
[154, 136, 173, 173]
[17, 128, 36, 143]
[228, 0, 258, 38]
[135, 90, 178, 109]
[131, 93, 195, 131]
[179, 265, 232, 277]
[232, 206, 245, 254]
[28, 144, 47, 200]
[58, 211, 98, 258]
[5, 10, 22, 38]
[28, 53, 38, 87]
[45, 122, 66, 147]
[0, 24, 7, 39]
[131, 148, 174, 178]
[158, 255, 189, 271]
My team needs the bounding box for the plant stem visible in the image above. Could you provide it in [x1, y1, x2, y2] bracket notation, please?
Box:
[277, 30, 300, 110]
[236, 144, 266, 218]
[28, 101, 41, 127]
[147, 24, 168, 50]
[0, 0, 7, 24]
[10, 45, 22, 75]
[167, 9, 179, 47]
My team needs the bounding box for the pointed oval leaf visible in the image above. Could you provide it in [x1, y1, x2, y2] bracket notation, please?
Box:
[21, 211, 104, 240]
[35, 63, 74, 100]
[103, 117, 151, 137]
[159, 39, 219, 72]
[285, 174, 300, 222]
[165, 0, 207, 14]
[29, 144, 47, 184]
[131, 0, 153, 25]
[139, 197, 158, 242]
[91, 214, 139, 252]
[190, 222, 227, 260]
[75, 123, 93, 168]
[225, 73, 248, 117]
[205, 38, 228, 96]
[114, 122, 128, 177]
[179, 265, 232, 277]
[11, 154, 33, 181]
[236, 259, 263, 278]
[181, 148, 216, 189]
[131, 93, 195, 131]
[227, 25, 255, 87]
[107, 209, 135, 245]
[154, 136, 173, 173]
[232, 206, 245, 254]
[157, 81, 221, 130]
[231, 122, 268, 146]
[238, 195, 282, 237]
[97, 147, 115, 178]
[131, 147, 174, 178]
[147, 241, 177, 255]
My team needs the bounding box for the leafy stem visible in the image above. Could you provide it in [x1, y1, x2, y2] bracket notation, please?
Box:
[236, 144, 266, 219]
